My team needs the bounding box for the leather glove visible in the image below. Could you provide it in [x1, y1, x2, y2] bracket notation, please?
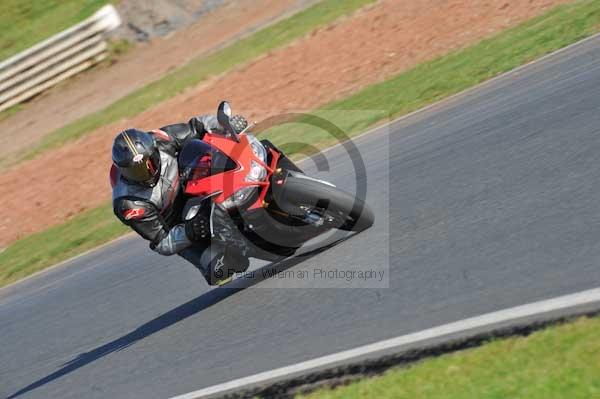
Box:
[230, 115, 248, 134]
[189, 114, 248, 136]
[185, 210, 211, 242]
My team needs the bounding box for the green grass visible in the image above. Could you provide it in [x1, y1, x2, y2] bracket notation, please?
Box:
[103, 38, 133, 65]
[11, 0, 376, 165]
[0, 0, 109, 62]
[0, 203, 127, 287]
[3, 0, 600, 287]
[260, 0, 600, 149]
[299, 316, 600, 399]
[0, 103, 23, 123]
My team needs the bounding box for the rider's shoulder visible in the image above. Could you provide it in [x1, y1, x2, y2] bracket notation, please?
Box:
[111, 173, 151, 202]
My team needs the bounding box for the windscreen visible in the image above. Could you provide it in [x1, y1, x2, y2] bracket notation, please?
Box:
[178, 139, 237, 182]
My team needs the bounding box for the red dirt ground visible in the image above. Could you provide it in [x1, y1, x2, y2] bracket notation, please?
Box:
[0, 0, 314, 159]
[0, 0, 572, 247]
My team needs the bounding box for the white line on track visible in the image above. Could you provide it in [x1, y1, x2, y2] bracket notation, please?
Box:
[170, 287, 600, 399]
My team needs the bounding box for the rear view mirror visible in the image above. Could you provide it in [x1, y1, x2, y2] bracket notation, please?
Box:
[217, 101, 232, 126]
[216, 101, 240, 142]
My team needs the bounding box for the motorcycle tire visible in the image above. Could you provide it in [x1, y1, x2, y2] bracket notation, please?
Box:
[272, 173, 374, 233]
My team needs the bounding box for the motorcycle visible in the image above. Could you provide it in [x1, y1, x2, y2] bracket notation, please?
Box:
[179, 101, 374, 276]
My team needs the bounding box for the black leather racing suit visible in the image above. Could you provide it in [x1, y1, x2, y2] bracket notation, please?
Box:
[111, 115, 223, 276]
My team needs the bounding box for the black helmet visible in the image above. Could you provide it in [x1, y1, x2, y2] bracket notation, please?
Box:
[112, 129, 161, 186]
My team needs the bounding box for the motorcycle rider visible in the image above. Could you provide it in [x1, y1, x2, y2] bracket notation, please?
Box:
[110, 113, 250, 285]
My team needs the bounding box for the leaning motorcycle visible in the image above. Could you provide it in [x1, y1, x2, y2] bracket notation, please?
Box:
[179, 101, 374, 279]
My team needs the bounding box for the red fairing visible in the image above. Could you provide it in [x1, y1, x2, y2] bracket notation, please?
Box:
[249, 148, 279, 210]
[184, 132, 278, 210]
[184, 133, 248, 202]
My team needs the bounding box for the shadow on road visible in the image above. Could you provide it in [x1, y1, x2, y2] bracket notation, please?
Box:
[7, 237, 351, 398]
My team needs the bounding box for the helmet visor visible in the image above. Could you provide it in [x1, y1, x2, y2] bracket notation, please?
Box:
[120, 150, 161, 185]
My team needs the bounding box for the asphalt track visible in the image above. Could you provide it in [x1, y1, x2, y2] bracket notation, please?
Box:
[3, 36, 600, 399]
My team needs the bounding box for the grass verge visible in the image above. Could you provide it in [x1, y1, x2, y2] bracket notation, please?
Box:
[262, 0, 600, 146]
[299, 315, 600, 399]
[13, 0, 376, 165]
[0, 103, 23, 123]
[0, 0, 108, 62]
[2, 0, 600, 287]
[0, 204, 127, 287]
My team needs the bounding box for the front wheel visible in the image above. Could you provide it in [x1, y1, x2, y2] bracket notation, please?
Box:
[320, 189, 374, 232]
[270, 172, 374, 233]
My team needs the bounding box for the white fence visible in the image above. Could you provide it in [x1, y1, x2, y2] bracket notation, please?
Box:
[0, 5, 121, 113]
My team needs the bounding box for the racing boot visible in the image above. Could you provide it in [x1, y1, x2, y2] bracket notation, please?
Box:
[180, 244, 249, 286]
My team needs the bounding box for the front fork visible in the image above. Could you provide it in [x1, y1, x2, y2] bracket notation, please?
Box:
[260, 139, 303, 174]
